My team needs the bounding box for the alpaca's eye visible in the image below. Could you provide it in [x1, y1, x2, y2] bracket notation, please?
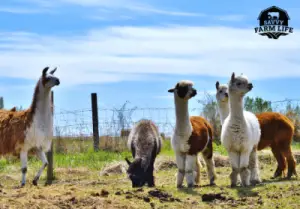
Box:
[237, 82, 241, 86]
[219, 90, 222, 93]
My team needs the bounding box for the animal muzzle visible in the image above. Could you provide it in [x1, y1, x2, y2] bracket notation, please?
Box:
[248, 83, 253, 90]
[191, 89, 197, 97]
[225, 93, 229, 98]
[56, 79, 60, 86]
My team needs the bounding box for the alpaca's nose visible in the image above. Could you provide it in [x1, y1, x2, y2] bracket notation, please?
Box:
[248, 83, 253, 90]
[225, 93, 229, 97]
[191, 89, 197, 97]
[56, 79, 60, 85]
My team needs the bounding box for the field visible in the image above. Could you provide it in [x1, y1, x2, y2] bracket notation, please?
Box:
[0, 139, 300, 209]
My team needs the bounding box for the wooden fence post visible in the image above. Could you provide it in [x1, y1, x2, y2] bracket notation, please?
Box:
[91, 93, 100, 151]
[46, 91, 54, 185]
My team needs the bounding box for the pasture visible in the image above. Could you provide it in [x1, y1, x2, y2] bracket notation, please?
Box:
[0, 138, 299, 209]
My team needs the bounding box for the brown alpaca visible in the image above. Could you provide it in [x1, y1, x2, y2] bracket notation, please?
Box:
[216, 82, 297, 179]
[168, 80, 216, 188]
[0, 67, 60, 187]
[256, 112, 297, 179]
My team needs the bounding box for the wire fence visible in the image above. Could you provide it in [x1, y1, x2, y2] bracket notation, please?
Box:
[53, 98, 300, 139]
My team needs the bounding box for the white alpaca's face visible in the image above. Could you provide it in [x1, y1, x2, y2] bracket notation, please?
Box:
[229, 73, 253, 96]
[216, 82, 229, 103]
[168, 80, 197, 101]
[41, 67, 60, 89]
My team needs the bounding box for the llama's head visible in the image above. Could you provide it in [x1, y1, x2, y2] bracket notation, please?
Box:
[229, 73, 253, 96]
[216, 81, 229, 103]
[168, 80, 197, 101]
[125, 158, 148, 188]
[40, 67, 60, 89]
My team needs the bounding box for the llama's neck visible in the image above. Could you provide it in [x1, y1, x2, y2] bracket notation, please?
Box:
[30, 82, 53, 131]
[217, 101, 229, 125]
[174, 96, 192, 135]
[228, 93, 244, 120]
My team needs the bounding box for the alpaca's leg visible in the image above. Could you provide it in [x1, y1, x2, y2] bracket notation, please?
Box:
[249, 147, 261, 185]
[239, 151, 251, 187]
[271, 145, 286, 178]
[228, 152, 239, 187]
[185, 155, 197, 188]
[147, 165, 155, 187]
[282, 146, 297, 179]
[175, 152, 186, 188]
[201, 153, 216, 186]
[194, 155, 202, 185]
[32, 149, 48, 186]
[20, 151, 28, 187]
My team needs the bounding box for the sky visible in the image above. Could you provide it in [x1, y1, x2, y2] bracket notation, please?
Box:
[0, 0, 300, 135]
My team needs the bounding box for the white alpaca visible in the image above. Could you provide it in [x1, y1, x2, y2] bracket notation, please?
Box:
[168, 80, 216, 188]
[215, 81, 229, 125]
[0, 67, 60, 187]
[221, 73, 261, 187]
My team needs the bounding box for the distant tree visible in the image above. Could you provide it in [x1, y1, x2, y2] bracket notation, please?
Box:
[113, 101, 137, 135]
[16, 106, 24, 111]
[0, 97, 3, 109]
[198, 92, 221, 143]
[244, 96, 272, 114]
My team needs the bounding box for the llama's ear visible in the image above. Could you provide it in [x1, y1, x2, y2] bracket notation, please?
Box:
[49, 67, 57, 75]
[42, 67, 49, 77]
[168, 88, 175, 93]
[216, 81, 220, 90]
[125, 158, 132, 165]
[231, 72, 235, 81]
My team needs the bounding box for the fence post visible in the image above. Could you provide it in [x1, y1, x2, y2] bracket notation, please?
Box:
[46, 91, 54, 185]
[91, 93, 100, 151]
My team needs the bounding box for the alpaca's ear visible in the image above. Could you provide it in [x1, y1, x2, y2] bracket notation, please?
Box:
[49, 67, 57, 75]
[125, 158, 132, 165]
[168, 88, 175, 93]
[216, 81, 220, 90]
[231, 72, 235, 81]
[42, 67, 49, 77]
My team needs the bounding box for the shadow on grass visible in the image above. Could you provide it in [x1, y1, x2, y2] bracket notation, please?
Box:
[176, 186, 202, 196]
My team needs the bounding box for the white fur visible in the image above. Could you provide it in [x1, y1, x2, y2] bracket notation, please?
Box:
[220, 75, 261, 187]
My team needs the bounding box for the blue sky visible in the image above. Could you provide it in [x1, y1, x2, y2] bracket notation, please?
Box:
[0, 0, 300, 135]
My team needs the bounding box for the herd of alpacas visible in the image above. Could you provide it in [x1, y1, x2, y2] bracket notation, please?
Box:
[0, 67, 297, 190]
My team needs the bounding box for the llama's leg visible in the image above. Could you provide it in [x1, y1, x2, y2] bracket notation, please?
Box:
[185, 155, 197, 188]
[239, 151, 251, 187]
[32, 149, 48, 186]
[175, 152, 186, 188]
[249, 147, 261, 185]
[271, 145, 286, 178]
[20, 151, 28, 187]
[228, 152, 239, 187]
[282, 146, 297, 179]
[202, 141, 217, 186]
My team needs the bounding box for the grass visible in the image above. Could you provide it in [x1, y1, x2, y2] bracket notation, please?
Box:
[0, 139, 299, 208]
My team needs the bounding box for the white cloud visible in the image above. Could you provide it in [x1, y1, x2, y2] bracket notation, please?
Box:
[0, 26, 299, 86]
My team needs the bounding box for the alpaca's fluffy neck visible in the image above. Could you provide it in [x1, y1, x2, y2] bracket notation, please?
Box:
[217, 101, 229, 125]
[228, 93, 244, 120]
[174, 96, 192, 135]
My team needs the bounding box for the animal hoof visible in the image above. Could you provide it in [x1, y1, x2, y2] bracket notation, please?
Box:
[230, 184, 237, 188]
[187, 184, 194, 188]
[250, 180, 260, 186]
[32, 179, 38, 186]
[20, 183, 25, 187]
[177, 185, 183, 189]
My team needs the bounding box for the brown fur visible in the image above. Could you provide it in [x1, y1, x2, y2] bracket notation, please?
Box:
[0, 82, 40, 156]
[188, 116, 213, 156]
[256, 112, 297, 178]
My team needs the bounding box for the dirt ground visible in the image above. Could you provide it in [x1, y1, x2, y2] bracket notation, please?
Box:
[0, 155, 300, 209]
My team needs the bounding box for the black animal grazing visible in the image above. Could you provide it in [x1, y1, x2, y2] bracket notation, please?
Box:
[125, 119, 162, 188]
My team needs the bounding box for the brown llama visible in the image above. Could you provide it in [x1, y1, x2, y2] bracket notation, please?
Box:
[168, 80, 216, 188]
[216, 81, 297, 179]
[0, 67, 60, 187]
